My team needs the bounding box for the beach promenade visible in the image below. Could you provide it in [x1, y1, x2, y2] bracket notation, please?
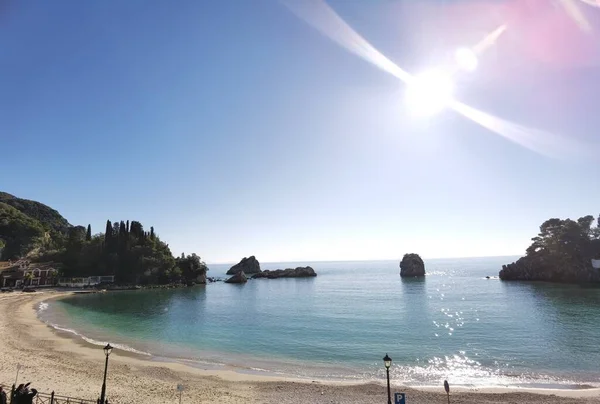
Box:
[0, 291, 599, 404]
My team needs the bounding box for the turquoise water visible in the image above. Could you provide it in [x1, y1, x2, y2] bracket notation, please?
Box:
[40, 257, 600, 388]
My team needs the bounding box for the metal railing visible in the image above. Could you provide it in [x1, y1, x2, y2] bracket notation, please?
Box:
[34, 391, 97, 404]
[5, 384, 97, 404]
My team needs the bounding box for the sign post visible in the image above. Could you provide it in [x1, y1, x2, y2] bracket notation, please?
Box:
[177, 384, 185, 404]
[444, 380, 450, 404]
[14, 364, 22, 386]
[394, 392, 406, 404]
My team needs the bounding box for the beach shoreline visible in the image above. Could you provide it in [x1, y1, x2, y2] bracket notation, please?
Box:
[1, 290, 599, 403]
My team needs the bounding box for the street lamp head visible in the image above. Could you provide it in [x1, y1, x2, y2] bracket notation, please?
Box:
[383, 353, 392, 369]
[104, 344, 113, 357]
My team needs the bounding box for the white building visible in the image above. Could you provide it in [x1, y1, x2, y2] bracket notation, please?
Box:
[57, 275, 115, 288]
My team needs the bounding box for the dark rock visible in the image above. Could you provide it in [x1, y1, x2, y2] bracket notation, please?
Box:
[225, 271, 248, 284]
[399, 253, 425, 277]
[252, 266, 317, 279]
[499, 255, 600, 283]
[227, 256, 261, 275]
[499, 216, 600, 284]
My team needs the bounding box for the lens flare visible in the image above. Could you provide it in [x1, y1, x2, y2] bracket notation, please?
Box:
[280, 0, 596, 159]
[405, 70, 455, 116]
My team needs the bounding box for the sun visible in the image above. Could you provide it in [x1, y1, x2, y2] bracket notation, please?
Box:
[405, 69, 455, 117]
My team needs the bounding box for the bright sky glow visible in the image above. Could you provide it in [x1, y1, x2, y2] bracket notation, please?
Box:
[281, 0, 595, 160]
[405, 69, 455, 116]
[1, 0, 599, 263]
[454, 47, 479, 72]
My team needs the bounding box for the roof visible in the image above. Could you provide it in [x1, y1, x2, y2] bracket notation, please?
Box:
[28, 262, 56, 270]
[1, 272, 23, 280]
[0, 265, 19, 273]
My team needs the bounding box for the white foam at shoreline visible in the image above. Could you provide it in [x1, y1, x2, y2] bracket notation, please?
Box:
[37, 300, 151, 357]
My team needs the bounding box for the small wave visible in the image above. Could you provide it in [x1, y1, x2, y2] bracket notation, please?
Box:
[45, 322, 152, 357]
[38, 301, 49, 312]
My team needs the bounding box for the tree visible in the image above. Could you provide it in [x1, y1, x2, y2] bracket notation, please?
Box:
[594, 214, 600, 240]
[23, 272, 34, 286]
[104, 220, 112, 244]
[175, 253, 208, 284]
[578, 215, 595, 236]
[0, 191, 210, 286]
[130, 221, 143, 239]
[0, 202, 45, 260]
[502, 214, 600, 283]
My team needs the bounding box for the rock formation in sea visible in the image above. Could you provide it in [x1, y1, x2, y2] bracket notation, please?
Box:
[399, 253, 425, 277]
[252, 266, 317, 279]
[226, 256, 261, 275]
[499, 215, 600, 283]
[225, 271, 248, 284]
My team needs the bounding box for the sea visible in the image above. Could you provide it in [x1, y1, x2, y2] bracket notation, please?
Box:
[38, 257, 600, 389]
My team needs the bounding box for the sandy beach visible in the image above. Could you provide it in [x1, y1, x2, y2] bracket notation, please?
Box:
[0, 291, 599, 403]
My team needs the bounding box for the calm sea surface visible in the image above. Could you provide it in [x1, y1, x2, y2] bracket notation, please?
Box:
[39, 257, 600, 388]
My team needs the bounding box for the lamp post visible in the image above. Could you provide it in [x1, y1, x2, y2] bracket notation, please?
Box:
[99, 344, 113, 404]
[383, 354, 392, 404]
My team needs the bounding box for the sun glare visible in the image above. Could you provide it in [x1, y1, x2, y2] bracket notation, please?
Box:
[405, 69, 455, 117]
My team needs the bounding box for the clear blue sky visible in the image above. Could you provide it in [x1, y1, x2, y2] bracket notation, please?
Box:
[1, 0, 599, 263]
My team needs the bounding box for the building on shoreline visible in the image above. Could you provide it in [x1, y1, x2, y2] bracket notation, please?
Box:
[57, 275, 115, 288]
[1, 258, 116, 288]
[1, 260, 59, 288]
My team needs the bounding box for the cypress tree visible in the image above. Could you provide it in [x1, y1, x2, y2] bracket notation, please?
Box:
[119, 221, 126, 236]
[104, 220, 112, 244]
[86, 224, 92, 241]
[126, 220, 130, 234]
[150, 226, 155, 240]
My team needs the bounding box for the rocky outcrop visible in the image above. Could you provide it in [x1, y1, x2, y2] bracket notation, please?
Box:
[499, 216, 600, 284]
[227, 256, 261, 275]
[499, 255, 600, 283]
[252, 266, 317, 279]
[225, 271, 248, 284]
[399, 253, 425, 277]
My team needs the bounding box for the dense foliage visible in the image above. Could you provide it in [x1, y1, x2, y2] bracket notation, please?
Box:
[0, 202, 46, 259]
[0, 192, 208, 285]
[500, 214, 600, 283]
[0, 192, 70, 234]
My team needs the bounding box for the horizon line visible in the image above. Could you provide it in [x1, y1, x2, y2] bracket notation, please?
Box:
[204, 254, 522, 266]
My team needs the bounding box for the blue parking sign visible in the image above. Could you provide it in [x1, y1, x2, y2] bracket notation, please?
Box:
[395, 392, 406, 404]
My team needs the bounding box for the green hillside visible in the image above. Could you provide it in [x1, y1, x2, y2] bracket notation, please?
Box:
[0, 192, 70, 234]
[0, 192, 208, 285]
[0, 202, 46, 259]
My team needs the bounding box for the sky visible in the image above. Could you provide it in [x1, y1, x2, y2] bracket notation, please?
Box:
[1, 0, 599, 263]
